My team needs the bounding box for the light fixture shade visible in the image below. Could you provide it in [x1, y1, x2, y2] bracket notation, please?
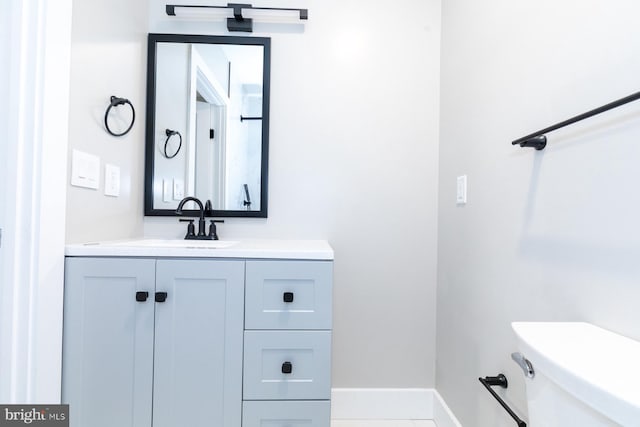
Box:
[166, 5, 234, 20]
[243, 8, 307, 23]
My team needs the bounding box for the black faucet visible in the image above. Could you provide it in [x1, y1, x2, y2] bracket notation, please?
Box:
[175, 197, 224, 240]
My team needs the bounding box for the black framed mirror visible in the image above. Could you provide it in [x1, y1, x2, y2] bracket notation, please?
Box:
[145, 33, 270, 217]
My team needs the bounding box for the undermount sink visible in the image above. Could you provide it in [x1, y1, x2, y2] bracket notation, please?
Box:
[103, 239, 239, 249]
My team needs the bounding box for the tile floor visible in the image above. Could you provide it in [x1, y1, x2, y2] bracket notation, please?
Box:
[331, 421, 436, 427]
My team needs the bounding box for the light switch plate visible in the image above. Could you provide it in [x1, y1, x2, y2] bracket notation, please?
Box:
[163, 180, 172, 202]
[104, 164, 121, 197]
[71, 149, 100, 190]
[173, 179, 184, 200]
[456, 175, 467, 204]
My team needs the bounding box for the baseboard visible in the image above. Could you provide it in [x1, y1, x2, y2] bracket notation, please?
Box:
[331, 388, 462, 425]
[433, 390, 463, 427]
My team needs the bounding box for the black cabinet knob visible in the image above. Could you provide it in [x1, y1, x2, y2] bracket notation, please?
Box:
[136, 291, 149, 302]
[281, 361, 293, 374]
[283, 292, 294, 303]
[155, 292, 168, 303]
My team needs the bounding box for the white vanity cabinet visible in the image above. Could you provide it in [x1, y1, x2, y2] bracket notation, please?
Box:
[62, 257, 245, 427]
[62, 239, 334, 427]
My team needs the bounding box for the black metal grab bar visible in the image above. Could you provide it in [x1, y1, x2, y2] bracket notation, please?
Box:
[512, 90, 640, 150]
[478, 374, 527, 427]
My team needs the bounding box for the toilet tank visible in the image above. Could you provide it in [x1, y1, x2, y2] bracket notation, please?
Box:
[512, 322, 640, 427]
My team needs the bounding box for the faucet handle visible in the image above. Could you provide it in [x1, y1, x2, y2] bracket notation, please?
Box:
[208, 219, 224, 240]
[179, 219, 196, 239]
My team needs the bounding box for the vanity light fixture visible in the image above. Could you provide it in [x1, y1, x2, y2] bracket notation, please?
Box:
[165, 3, 308, 32]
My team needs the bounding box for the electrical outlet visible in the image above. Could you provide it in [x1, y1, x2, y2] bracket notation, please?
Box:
[173, 179, 184, 200]
[104, 164, 121, 197]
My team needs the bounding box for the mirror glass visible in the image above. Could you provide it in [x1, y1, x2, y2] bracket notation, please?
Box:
[145, 34, 270, 217]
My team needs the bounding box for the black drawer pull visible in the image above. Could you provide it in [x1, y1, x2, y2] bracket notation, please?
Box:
[136, 291, 149, 302]
[283, 292, 294, 303]
[155, 292, 168, 303]
[281, 361, 293, 374]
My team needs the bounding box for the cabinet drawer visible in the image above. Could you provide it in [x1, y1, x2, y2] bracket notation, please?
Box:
[242, 400, 330, 427]
[243, 331, 331, 400]
[245, 261, 332, 330]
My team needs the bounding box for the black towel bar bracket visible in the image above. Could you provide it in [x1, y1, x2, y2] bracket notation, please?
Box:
[512, 90, 640, 150]
[478, 374, 527, 427]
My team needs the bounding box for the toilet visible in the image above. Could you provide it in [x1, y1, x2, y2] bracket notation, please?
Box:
[512, 322, 640, 427]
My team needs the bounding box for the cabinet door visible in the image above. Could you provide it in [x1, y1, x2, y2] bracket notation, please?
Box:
[62, 257, 155, 427]
[153, 259, 244, 427]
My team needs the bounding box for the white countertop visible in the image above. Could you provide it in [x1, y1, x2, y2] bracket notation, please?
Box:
[65, 238, 334, 260]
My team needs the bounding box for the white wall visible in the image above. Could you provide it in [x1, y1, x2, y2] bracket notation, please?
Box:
[144, 0, 442, 388]
[438, 1, 640, 425]
[65, 0, 440, 389]
[65, 0, 149, 243]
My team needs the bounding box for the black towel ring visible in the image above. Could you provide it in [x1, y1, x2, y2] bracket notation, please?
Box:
[104, 96, 135, 137]
[164, 129, 182, 159]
